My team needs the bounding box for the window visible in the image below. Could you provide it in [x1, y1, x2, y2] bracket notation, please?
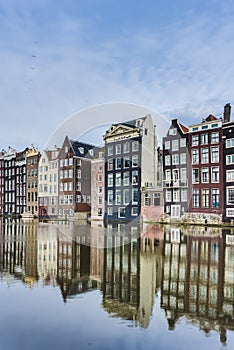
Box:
[69, 169, 73, 178]
[211, 147, 219, 162]
[165, 170, 171, 182]
[173, 189, 180, 202]
[132, 189, 138, 204]
[201, 134, 208, 144]
[154, 193, 160, 206]
[144, 193, 151, 206]
[192, 149, 199, 164]
[226, 154, 234, 165]
[123, 172, 130, 185]
[123, 189, 130, 204]
[212, 167, 219, 182]
[181, 189, 187, 201]
[193, 189, 199, 208]
[132, 141, 139, 152]
[180, 153, 186, 164]
[212, 189, 219, 208]
[108, 159, 113, 170]
[76, 195, 81, 203]
[78, 147, 84, 154]
[172, 169, 179, 182]
[201, 168, 209, 183]
[108, 145, 113, 156]
[98, 175, 102, 182]
[116, 173, 121, 186]
[211, 133, 219, 144]
[132, 170, 139, 184]
[165, 141, 170, 150]
[202, 189, 209, 208]
[76, 182, 81, 191]
[115, 190, 122, 205]
[124, 142, 130, 153]
[181, 168, 187, 181]
[98, 208, 102, 216]
[169, 128, 177, 135]
[201, 148, 209, 163]
[123, 157, 130, 168]
[172, 154, 179, 165]
[172, 140, 179, 151]
[226, 209, 234, 217]
[108, 174, 113, 187]
[227, 170, 234, 182]
[212, 123, 218, 128]
[77, 169, 81, 178]
[192, 135, 199, 146]
[116, 158, 122, 169]
[165, 155, 170, 166]
[118, 207, 126, 218]
[226, 138, 234, 148]
[192, 169, 199, 183]
[69, 158, 73, 166]
[180, 138, 186, 147]
[115, 144, 121, 154]
[132, 207, 138, 216]
[132, 155, 139, 167]
[227, 187, 234, 204]
[98, 186, 102, 194]
[108, 207, 113, 215]
[108, 190, 114, 204]
[166, 189, 172, 202]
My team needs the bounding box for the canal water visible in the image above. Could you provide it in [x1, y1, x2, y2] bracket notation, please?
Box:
[0, 222, 234, 350]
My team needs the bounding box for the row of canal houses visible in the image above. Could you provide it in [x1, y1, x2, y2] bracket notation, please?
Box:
[1, 103, 234, 223]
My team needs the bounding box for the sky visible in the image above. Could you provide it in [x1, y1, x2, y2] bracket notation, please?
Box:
[1, 0, 234, 151]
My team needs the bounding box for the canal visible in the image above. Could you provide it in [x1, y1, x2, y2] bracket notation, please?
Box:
[0, 221, 234, 350]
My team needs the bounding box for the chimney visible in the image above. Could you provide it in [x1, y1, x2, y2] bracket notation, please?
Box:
[224, 103, 231, 123]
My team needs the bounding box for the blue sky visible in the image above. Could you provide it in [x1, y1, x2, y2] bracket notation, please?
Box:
[1, 0, 234, 150]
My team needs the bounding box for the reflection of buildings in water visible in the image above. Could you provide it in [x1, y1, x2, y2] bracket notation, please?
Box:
[161, 226, 188, 329]
[102, 228, 162, 329]
[24, 223, 38, 288]
[161, 226, 234, 345]
[222, 230, 234, 330]
[56, 235, 97, 302]
[140, 223, 163, 304]
[102, 236, 140, 323]
[0, 222, 38, 288]
[0, 223, 26, 280]
[37, 224, 58, 286]
[186, 226, 224, 321]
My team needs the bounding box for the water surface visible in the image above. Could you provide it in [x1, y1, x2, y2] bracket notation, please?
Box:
[0, 222, 234, 350]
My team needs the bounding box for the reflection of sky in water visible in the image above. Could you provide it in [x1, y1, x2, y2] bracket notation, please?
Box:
[0, 223, 234, 350]
[0, 284, 229, 350]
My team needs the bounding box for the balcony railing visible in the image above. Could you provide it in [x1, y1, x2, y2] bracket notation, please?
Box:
[163, 179, 188, 188]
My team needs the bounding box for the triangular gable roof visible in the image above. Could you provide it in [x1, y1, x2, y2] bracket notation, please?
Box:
[204, 114, 218, 122]
[104, 123, 138, 140]
[70, 139, 96, 158]
[179, 123, 189, 133]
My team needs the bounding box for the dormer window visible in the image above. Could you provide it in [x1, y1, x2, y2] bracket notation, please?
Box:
[169, 128, 177, 135]
[79, 147, 84, 154]
[136, 119, 143, 127]
[89, 149, 94, 156]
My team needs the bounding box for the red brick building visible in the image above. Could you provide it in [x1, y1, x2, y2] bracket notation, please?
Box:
[188, 115, 223, 222]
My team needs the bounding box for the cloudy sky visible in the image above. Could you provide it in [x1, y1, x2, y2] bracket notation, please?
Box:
[1, 0, 234, 150]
